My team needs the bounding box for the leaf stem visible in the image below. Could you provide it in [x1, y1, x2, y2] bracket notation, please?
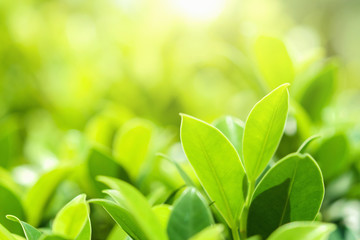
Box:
[232, 227, 240, 240]
[239, 180, 255, 239]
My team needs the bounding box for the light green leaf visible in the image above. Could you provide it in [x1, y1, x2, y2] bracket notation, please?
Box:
[247, 153, 324, 239]
[297, 135, 321, 154]
[243, 83, 289, 181]
[90, 198, 146, 240]
[97, 176, 167, 240]
[152, 204, 172, 229]
[39, 235, 67, 240]
[189, 224, 224, 240]
[0, 222, 16, 240]
[213, 116, 244, 159]
[6, 216, 42, 240]
[0, 184, 25, 235]
[113, 119, 153, 180]
[313, 133, 350, 181]
[267, 222, 335, 240]
[167, 188, 214, 240]
[87, 148, 129, 196]
[52, 194, 91, 240]
[180, 114, 246, 228]
[24, 167, 72, 226]
[106, 225, 128, 240]
[254, 36, 294, 90]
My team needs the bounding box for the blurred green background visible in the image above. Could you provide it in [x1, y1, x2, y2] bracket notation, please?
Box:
[0, 0, 360, 239]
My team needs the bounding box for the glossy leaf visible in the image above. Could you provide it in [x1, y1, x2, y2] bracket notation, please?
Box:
[267, 222, 335, 240]
[113, 119, 153, 180]
[243, 83, 289, 181]
[167, 188, 214, 240]
[180, 114, 246, 228]
[254, 36, 294, 90]
[247, 153, 324, 239]
[52, 194, 91, 240]
[24, 167, 71, 226]
[97, 176, 167, 240]
[7, 216, 42, 240]
[213, 116, 244, 159]
[189, 225, 224, 240]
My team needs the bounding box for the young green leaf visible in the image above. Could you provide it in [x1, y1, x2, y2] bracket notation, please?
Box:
[113, 119, 153, 180]
[213, 116, 245, 159]
[247, 153, 324, 239]
[106, 225, 128, 240]
[52, 194, 91, 240]
[167, 188, 214, 240]
[0, 184, 25, 235]
[152, 204, 172, 229]
[243, 83, 289, 181]
[189, 224, 224, 240]
[254, 36, 294, 90]
[0, 222, 16, 240]
[6, 215, 42, 240]
[180, 114, 246, 229]
[267, 222, 335, 240]
[97, 176, 167, 240]
[24, 167, 72, 226]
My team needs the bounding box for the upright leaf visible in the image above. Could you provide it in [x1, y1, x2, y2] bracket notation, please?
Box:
[97, 177, 167, 240]
[254, 36, 294, 90]
[267, 222, 335, 240]
[167, 188, 214, 240]
[247, 153, 324, 239]
[113, 119, 153, 180]
[7, 216, 42, 240]
[52, 194, 91, 240]
[213, 116, 244, 159]
[24, 167, 71, 226]
[180, 115, 246, 228]
[243, 83, 289, 181]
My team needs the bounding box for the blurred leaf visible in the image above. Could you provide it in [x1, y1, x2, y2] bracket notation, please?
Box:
[254, 36, 294, 90]
[297, 135, 321, 154]
[97, 176, 167, 240]
[180, 114, 246, 229]
[267, 222, 335, 240]
[7, 215, 42, 240]
[24, 167, 72, 226]
[167, 188, 214, 240]
[247, 153, 324, 239]
[243, 84, 289, 181]
[52, 194, 91, 240]
[39, 235, 67, 240]
[189, 224, 224, 240]
[152, 204, 172, 229]
[0, 222, 16, 240]
[113, 119, 154, 180]
[87, 148, 130, 196]
[313, 133, 350, 181]
[296, 61, 338, 122]
[106, 225, 128, 240]
[0, 184, 25, 235]
[213, 116, 244, 160]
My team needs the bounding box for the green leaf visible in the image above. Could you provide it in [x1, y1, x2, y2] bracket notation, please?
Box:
[167, 188, 214, 240]
[267, 222, 335, 240]
[0, 184, 26, 235]
[297, 135, 321, 154]
[106, 225, 128, 240]
[152, 204, 172, 229]
[113, 119, 153, 180]
[0, 222, 16, 240]
[254, 36, 294, 90]
[296, 61, 337, 122]
[24, 167, 72, 226]
[87, 148, 129, 196]
[97, 176, 167, 240]
[90, 199, 147, 240]
[213, 116, 244, 159]
[39, 235, 67, 240]
[6, 216, 42, 240]
[247, 153, 324, 239]
[313, 133, 350, 181]
[180, 114, 246, 228]
[52, 194, 91, 240]
[243, 83, 289, 181]
[189, 224, 224, 240]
